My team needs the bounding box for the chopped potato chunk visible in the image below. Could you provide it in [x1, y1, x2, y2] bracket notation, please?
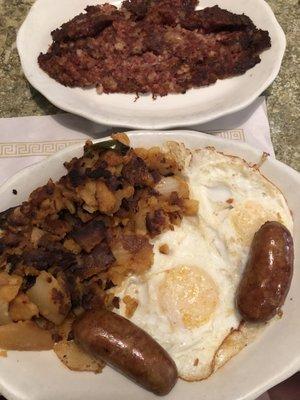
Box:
[27, 271, 71, 325]
[0, 272, 22, 325]
[0, 321, 53, 350]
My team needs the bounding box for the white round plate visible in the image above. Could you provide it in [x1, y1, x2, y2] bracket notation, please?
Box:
[0, 131, 299, 400]
[17, 0, 286, 129]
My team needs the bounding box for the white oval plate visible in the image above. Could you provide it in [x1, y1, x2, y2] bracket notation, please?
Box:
[0, 131, 299, 400]
[17, 0, 286, 129]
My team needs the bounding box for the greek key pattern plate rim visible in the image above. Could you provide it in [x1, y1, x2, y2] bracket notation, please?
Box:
[0, 139, 84, 158]
[0, 130, 245, 158]
[214, 129, 245, 141]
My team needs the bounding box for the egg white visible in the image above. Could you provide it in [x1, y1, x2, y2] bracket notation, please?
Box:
[114, 146, 293, 381]
[188, 148, 293, 274]
[116, 217, 241, 380]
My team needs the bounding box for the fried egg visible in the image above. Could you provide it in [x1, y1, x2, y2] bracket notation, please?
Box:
[188, 148, 293, 275]
[115, 145, 293, 381]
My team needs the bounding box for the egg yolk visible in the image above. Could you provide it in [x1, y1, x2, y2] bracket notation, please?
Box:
[231, 200, 279, 245]
[158, 266, 219, 330]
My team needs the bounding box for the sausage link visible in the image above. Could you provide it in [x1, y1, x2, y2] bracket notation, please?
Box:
[73, 309, 178, 395]
[237, 221, 294, 322]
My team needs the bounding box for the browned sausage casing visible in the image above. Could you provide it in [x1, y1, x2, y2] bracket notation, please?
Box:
[73, 309, 178, 396]
[237, 221, 294, 322]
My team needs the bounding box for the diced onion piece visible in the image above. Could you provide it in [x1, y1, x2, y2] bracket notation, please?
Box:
[54, 340, 104, 373]
[155, 176, 189, 198]
[27, 271, 71, 325]
[0, 321, 54, 350]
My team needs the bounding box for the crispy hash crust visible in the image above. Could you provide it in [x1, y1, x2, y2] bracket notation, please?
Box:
[0, 134, 198, 369]
[38, 0, 271, 96]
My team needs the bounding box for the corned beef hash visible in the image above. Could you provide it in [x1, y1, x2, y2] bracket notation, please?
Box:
[38, 0, 271, 97]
